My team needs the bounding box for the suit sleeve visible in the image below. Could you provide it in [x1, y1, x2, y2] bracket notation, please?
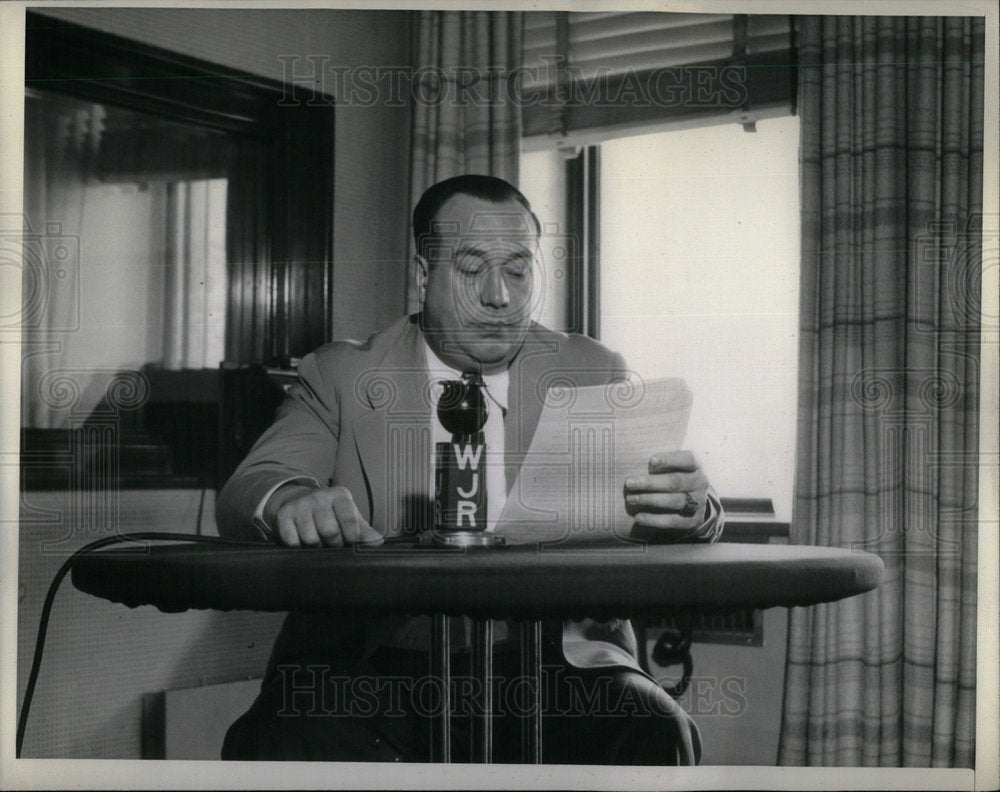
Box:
[215, 352, 341, 540]
[695, 487, 725, 543]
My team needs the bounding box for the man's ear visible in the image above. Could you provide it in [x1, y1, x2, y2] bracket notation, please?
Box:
[414, 255, 429, 304]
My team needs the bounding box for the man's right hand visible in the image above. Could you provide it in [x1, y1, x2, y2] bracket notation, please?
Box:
[264, 484, 384, 547]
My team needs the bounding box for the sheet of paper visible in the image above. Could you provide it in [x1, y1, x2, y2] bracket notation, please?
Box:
[495, 377, 692, 546]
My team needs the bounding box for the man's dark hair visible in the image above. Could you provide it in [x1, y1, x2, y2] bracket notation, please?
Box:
[412, 174, 541, 258]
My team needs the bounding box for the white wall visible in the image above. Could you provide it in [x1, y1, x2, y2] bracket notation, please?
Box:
[17, 490, 285, 759]
[682, 597, 789, 765]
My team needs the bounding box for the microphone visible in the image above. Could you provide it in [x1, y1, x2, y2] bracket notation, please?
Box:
[430, 372, 504, 547]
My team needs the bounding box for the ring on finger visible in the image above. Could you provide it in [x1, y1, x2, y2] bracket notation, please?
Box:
[679, 491, 700, 518]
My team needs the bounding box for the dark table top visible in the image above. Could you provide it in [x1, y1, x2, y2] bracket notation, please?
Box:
[71, 539, 883, 620]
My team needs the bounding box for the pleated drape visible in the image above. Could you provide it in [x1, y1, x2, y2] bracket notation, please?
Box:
[406, 11, 524, 312]
[779, 16, 983, 768]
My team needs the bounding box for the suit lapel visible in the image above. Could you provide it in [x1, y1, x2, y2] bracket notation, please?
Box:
[505, 325, 564, 492]
[353, 317, 434, 536]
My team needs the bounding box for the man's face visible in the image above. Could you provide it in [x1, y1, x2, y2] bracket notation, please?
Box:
[417, 194, 538, 374]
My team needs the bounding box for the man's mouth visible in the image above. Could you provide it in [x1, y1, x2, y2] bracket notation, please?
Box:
[480, 324, 528, 340]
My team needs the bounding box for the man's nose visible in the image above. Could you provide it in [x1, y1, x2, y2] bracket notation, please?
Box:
[479, 266, 510, 308]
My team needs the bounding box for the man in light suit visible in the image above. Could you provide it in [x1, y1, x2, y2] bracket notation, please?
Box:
[218, 175, 723, 764]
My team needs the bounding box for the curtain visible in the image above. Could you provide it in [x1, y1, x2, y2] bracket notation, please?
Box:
[162, 179, 228, 370]
[21, 95, 104, 428]
[779, 16, 983, 767]
[406, 10, 524, 313]
[21, 91, 231, 428]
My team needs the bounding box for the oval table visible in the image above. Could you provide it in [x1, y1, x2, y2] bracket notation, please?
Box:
[71, 539, 883, 764]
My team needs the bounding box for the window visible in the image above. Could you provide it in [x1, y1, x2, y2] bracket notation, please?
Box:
[521, 114, 800, 519]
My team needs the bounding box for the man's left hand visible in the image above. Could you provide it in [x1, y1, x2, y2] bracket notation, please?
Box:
[624, 450, 709, 539]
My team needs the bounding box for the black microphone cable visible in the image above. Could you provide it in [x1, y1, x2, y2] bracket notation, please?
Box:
[16, 531, 260, 759]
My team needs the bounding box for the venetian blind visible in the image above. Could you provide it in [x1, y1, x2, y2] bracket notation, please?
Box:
[521, 11, 795, 140]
